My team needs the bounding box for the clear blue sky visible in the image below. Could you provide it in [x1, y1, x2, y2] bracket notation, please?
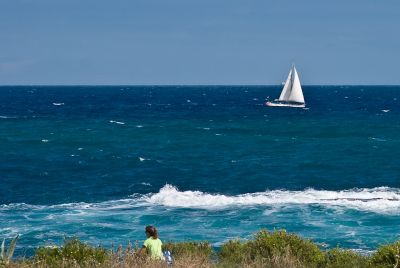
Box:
[0, 0, 399, 85]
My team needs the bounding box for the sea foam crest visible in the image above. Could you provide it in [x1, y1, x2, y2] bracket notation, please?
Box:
[146, 184, 400, 214]
[2, 185, 399, 215]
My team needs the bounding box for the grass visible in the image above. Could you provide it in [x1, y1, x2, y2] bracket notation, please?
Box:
[2, 230, 400, 268]
[1, 235, 19, 266]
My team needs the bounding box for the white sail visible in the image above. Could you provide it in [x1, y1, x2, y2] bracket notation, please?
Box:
[278, 69, 293, 101]
[266, 64, 306, 108]
[287, 67, 304, 103]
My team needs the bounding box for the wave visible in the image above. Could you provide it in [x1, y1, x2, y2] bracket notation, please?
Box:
[109, 120, 125, 125]
[1, 185, 400, 215]
[0, 115, 17, 119]
[0, 198, 148, 217]
[146, 185, 400, 214]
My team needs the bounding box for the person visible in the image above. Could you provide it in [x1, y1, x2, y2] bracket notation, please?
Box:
[140, 225, 164, 260]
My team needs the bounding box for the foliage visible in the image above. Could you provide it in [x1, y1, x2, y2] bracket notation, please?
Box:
[324, 248, 370, 268]
[34, 237, 108, 267]
[0, 235, 19, 266]
[370, 241, 400, 268]
[4, 230, 400, 268]
[163, 241, 213, 258]
[33, 239, 213, 267]
[218, 240, 248, 265]
[219, 230, 325, 267]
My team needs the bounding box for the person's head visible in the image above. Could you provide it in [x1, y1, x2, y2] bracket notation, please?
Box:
[145, 225, 158, 239]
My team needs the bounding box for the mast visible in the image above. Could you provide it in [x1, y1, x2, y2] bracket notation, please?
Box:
[290, 64, 295, 92]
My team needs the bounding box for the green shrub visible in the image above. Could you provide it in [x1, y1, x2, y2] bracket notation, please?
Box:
[34, 246, 63, 267]
[34, 237, 109, 267]
[219, 240, 248, 264]
[324, 248, 370, 268]
[371, 241, 400, 268]
[219, 230, 325, 268]
[219, 239, 306, 268]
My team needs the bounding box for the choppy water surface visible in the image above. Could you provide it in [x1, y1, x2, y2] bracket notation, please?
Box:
[0, 86, 399, 254]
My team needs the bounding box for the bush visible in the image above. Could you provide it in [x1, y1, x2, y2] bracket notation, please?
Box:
[371, 241, 400, 268]
[219, 240, 248, 264]
[34, 237, 108, 267]
[324, 248, 370, 268]
[34, 247, 63, 267]
[219, 230, 325, 268]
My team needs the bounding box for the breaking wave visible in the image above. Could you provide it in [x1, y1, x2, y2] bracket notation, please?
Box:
[146, 185, 400, 214]
[1, 185, 400, 215]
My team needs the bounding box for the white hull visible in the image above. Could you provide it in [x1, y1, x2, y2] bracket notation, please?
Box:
[265, 101, 305, 108]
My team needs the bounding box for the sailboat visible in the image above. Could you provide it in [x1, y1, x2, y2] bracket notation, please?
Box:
[266, 65, 305, 108]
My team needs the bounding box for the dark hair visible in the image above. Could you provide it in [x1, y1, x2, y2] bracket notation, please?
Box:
[145, 225, 158, 239]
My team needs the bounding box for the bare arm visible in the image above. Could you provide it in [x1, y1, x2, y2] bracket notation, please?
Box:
[139, 245, 147, 256]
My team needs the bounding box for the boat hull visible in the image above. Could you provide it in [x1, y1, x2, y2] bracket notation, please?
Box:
[265, 101, 305, 108]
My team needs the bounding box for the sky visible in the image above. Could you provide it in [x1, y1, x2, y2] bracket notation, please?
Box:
[0, 0, 399, 85]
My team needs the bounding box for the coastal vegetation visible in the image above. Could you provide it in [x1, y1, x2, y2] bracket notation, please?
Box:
[2, 230, 399, 268]
[1, 235, 19, 266]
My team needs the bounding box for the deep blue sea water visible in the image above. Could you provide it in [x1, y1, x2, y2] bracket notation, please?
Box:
[1, 86, 399, 255]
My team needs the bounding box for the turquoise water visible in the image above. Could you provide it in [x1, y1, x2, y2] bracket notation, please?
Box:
[0, 86, 399, 254]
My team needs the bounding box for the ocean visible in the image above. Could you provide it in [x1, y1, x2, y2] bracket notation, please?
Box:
[1, 86, 399, 255]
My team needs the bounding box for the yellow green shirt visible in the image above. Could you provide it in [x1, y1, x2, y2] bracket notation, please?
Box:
[144, 237, 163, 260]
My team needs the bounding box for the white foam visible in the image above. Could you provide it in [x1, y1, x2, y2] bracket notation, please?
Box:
[0, 198, 148, 213]
[41, 139, 49, 143]
[109, 120, 125, 125]
[146, 185, 400, 214]
[52, 103, 64, 106]
[382, 110, 390, 113]
[369, 137, 387, 142]
[2, 186, 399, 216]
